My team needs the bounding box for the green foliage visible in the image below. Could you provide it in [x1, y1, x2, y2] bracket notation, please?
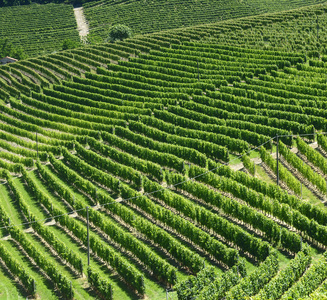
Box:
[193, 161, 327, 251]
[2, 8, 327, 298]
[9, 224, 74, 299]
[0, 39, 26, 60]
[22, 162, 145, 295]
[0, 0, 31, 6]
[87, 267, 113, 300]
[175, 267, 218, 300]
[32, 221, 84, 275]
[0, 3, 79, 57]
[109, 24, 132, 42]
[87, 137, 164, 182]
[84, 0, 326, 41]
[297, 136, 327, 175]
[317, 134, 327, 153]
[177, 258, 247, 300]
[226, 251, 279, 300]
[255, 245, 311, 300]
[168, 168, 302, 254]
[36, 158, 176, 285]
[282, 251, 327, 299]
[210, 156, 327, 227]
[279, 141, 327, 194]
[61, 39, 81, 51]
[197, 265, 243, 300]
[0, 242, 36, 296]
[241, 154, 255, 175]
[0, 0, 96, 6]
[58, 148, 205, 275]
[260, 146, 301, 195]
[307, 50, 320, 58]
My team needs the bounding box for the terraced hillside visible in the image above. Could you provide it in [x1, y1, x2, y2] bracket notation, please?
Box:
[138, 2, 327, 56]
[0, 3, 79, 57]
[0, 0, 325, 58]
[84, 0, 326, 41]
[1, 3, 327, 300]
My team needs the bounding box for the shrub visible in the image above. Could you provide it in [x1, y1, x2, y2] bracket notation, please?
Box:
[62, 39, 80, 50]
[109, 24, 132, 42]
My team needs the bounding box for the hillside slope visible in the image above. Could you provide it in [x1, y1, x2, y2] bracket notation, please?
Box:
[149, 2, 327, 55]
[0, 3, 327, 300]
[84, 0, 326, 41]
[1, 0, 325, 57]
[0, 3, 80, 57]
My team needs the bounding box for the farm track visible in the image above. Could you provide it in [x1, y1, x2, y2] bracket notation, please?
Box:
[74, 7, 90, 43]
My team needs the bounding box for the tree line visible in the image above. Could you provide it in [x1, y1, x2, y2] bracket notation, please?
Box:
[0, 0, 96, 7]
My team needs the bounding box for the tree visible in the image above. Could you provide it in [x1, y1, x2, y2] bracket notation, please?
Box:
[0, 0, 31, 6]
[0, 39, 26, 60]
[61, 39, 80, 50]
[109, 24, 132, 42]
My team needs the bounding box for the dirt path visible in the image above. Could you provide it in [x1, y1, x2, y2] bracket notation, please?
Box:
[74, 7, 89, 43]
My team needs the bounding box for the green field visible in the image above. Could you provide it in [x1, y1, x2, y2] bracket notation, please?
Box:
[0, 1, 327, 300]
[0, 3, 79, 57]
[83, 0, 326, 42]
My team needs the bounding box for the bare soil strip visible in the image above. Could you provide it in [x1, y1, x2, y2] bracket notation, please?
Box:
[74, 7, 89, 43]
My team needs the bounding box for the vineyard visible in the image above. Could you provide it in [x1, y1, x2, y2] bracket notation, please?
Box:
[83, 0, 326, 42]
[1, 1, 327, 300]
[0, 3, 79, 57]
[1, 0, 327, 57]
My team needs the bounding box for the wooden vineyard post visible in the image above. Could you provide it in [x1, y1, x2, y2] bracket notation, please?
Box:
[33, 279, 36, 296]
[197, 59, 200, 81]
[87, 206, 90, 266]
[7, 217, 10, 235]
[36, 131, 38, 160]
[317, 15, 319, 41]
[276, 135, 279, 186]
